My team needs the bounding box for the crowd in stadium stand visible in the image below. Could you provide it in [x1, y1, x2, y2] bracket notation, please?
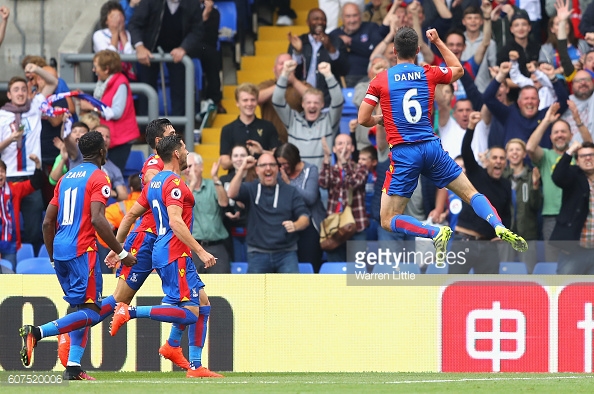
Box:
[3, 0, 594, 274]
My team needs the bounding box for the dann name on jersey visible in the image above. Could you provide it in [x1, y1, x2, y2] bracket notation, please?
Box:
[393, 71, 422, 82]
[65, 171, 87, 179]
[150, 181, 162, 188]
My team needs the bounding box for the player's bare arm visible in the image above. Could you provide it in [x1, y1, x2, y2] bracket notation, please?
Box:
[167, 204, 217, 268]
[105, 201, 147, 267]
[426, 29, 464, 82]
[358, 101, 383, 127]
[92, 201, 137, 267]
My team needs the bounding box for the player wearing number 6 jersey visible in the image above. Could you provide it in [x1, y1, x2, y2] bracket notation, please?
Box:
[358, 27, 528, 264]
[19, 131, 137, 380]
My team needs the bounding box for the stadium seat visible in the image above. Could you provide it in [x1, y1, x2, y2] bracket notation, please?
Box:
[499, 262, 528, 274]
[342, 88, 358, 116]
[0, 259, 13, 271]
[217, 1, 241, 65]
[298, 262, 314, 274]
[532, 262, 557, 275]
[17, 243, 35, 263]
[319, 262, 364, 274]
[38, 244, 49, 258]
[231, 262, 248, 274]
[124, 150, 146, 177]
[425, 264, 449, 274]
[16, 257, 55, 274]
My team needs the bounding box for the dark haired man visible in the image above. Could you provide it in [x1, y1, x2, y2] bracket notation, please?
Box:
[358, 27, 527, 266]
[21, 131, 136, 380]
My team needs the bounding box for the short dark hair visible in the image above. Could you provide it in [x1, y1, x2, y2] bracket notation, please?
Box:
[576, 141, 594, 159]
[463, 6, 481, 18]
[359, 145, 378, 162]
[71, 121, 90, 132]
[156, 134, 183, 163]
[394, 27, 418, 60]
[78, 130, 105, 157]
[100, 1, 125, 29]
[128, 173, 142, 192]
[146, 118, 174, 149]
[445, 29, 466, 44]
[0, 160, 6, 172]
[274, 143, 301, 173]
[7, 76, 27, 93]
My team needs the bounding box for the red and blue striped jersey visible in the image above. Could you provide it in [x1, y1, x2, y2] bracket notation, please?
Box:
[132, 154, 164, 234]
[363, 63, 453, 147]
[50, 162, 111, 260]
[137, 170, 194, 268]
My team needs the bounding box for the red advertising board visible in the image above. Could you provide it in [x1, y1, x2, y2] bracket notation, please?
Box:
[441, 282, 549, 372]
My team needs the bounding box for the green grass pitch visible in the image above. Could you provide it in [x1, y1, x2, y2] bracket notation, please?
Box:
[3, 372, 594, 393]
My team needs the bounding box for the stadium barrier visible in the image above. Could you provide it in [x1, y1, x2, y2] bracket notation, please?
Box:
[1, 275, 594, 373]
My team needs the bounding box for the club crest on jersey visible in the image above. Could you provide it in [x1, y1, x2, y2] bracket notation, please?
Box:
[257, 129, 263, 137]
[171, 188, 182, 199]
[172, 178, 180, 186]
[439, 67, 449, 74]
[360, 34, 368, 43]
[101, 185, 111, 198]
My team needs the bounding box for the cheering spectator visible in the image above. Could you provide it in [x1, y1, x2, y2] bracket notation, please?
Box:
[484, 61, 569, 148]
[186, 154, 230, 274]
[551, 141, 594, 273]
[275, 143, 326, 272]
[502, 139, 542, 272]
[319, 134, 368, 262]
[258, 53, 310, 144]
[273, 60, 343, 170]
[219, 83, 280, 171]
[93, 1, 136, 82]
[79, 50, 140, 175]
[227, 153, 310, 273]
[541, 0, 588, 69]
[0, 65, 58, 255]
[496, 14, 540, 77]
[288, 8, 349, 107]
[220, 145, 256, 263]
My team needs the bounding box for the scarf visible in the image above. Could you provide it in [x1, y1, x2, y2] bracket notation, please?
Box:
[94, 74, 113, 100]
[0, 99, 32, 129]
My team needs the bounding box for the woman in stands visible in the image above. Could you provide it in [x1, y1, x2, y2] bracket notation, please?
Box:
[79, 50, 140, 175]
[220, 145, 256, 264]
[93, 1, 136, 82]
[275, 143, 326, 272]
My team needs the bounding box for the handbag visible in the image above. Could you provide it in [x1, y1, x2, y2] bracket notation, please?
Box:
[319, 190, 357, 251]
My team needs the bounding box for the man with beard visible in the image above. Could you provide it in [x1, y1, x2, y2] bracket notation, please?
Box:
[550, 141, 594, 273]
[449, 112, 513, 274]
[561, 70, 594, 142]
[226, 153, 310, 273]
[287, 8, 349, 108]
[527, 102, 592, 260]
